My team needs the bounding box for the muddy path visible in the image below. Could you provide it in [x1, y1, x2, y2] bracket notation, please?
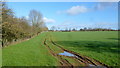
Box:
[50, 39, 109, 67]
[44, 38, 74, 67]
[43, 33, 108, 68]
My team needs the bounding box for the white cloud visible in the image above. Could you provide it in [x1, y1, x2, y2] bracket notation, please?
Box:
[43, 17, 56, 23]
[57, 2, 116, 15]
[66, 6, 88, 15]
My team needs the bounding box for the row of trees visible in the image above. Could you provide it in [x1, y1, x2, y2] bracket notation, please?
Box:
[1, 2, 48, 47]
[49, 26, 117, 32]
[79, 28, 116, 31]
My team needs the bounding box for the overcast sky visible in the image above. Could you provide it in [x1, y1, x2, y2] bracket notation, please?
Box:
[7, 2, 118, 30]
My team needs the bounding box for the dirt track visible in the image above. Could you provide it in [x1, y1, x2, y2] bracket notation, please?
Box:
[42, 34, 108, 68]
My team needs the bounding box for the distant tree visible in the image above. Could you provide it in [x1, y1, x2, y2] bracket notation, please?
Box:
[80, 28, 83, 31]
[65, 27, 68, 32]
[29, 10, 47, 34]
[69, 28, 71, 32]
[51, 26, 55, 31]
[29, 10, 43, 27]
[87, 27, 92, 31]
[83, 27, 87, 31]
[72, 28, 76, 31]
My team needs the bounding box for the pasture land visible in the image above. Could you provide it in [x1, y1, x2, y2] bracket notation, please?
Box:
[2, 31, 119, 67]
[2, 33, 57, 66]
[52, 31, 119, 66]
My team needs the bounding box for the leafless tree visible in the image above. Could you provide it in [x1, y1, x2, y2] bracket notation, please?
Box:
[29, 10, 43, 28]
[29, 10, 48, 34]
[51, 26, 56, 31]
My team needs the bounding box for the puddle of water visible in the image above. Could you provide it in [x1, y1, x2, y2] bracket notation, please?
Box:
[58, 51, 106, 67]
[58, 51, 76, 57]
[88, 64, 107, 68]
[88, 64, 95, 66]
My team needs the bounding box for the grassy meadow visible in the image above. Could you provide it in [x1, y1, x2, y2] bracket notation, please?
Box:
[2, 32, 57, 66]
[52, 31, 119, 66]
[2, 31, 119, 66]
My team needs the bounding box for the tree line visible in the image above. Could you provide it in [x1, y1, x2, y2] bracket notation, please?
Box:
[1, 2, 48, 47]
[49, 26, 118, 32]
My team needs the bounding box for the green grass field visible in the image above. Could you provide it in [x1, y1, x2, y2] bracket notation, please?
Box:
[2, 32, 57, 66]
[52, 31, 119, 66]
[2, 31, 119, 66]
